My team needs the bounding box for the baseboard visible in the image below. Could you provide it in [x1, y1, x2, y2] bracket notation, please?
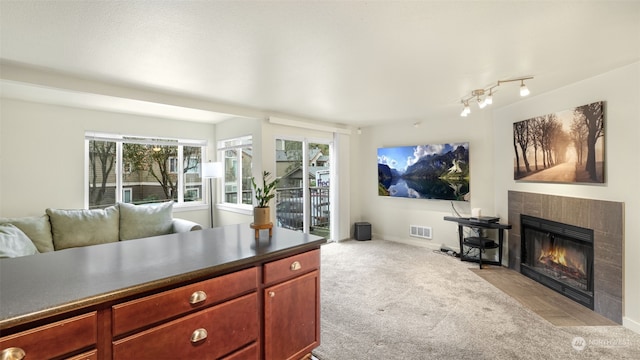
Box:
[623, 316, 640, 334]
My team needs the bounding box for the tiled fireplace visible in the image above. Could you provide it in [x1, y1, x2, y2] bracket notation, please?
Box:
[508, 191, 623, 324]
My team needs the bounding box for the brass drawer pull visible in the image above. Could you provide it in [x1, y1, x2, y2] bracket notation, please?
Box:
[290, 261, 302, 271]
[190, 328, 208, 343]
[1, 347, 26, 360]
[268, 291, 275, 298]
[189, 290, 207, 305]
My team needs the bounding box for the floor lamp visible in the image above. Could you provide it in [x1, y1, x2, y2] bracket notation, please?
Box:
[202, 161, 223, 228]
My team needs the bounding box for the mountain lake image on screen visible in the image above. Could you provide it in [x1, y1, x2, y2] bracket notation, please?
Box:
[377, 142, 470, 201]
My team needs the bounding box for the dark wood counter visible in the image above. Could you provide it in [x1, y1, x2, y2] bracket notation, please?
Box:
[0, 223, 325, 330]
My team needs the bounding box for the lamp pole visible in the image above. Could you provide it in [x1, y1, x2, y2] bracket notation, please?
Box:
[208, 177, 214, 228]
[202, 161, 223, 228]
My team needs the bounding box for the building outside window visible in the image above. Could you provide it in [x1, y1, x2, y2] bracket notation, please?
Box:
[86, 133, 207, 209]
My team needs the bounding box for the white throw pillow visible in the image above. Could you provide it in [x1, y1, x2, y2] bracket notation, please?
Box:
[0, 224, 39, 258]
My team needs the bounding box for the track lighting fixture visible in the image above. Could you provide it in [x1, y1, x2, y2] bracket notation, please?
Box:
[459, 76, 533, 116]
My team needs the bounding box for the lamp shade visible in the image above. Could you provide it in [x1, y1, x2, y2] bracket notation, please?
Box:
[202, 161, 224, 178]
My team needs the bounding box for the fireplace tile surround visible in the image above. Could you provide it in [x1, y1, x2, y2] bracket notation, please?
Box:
[508, 191, 623, 324]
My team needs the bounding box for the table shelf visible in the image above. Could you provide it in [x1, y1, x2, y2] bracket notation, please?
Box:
[464, 236, 498, 249]
[443, 216, 512, 268]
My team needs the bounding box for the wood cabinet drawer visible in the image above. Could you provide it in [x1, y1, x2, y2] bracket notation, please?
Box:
[66, 349, 97, 360]
[222, 343, 258, 360]
[0, 312, 97, 360]
[263, 249, 319, 285]
[113, 293, 259, 360]
[112, 267, 257, 336]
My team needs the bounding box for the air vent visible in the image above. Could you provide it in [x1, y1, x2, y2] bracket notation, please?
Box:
[410, 225, 432, 239]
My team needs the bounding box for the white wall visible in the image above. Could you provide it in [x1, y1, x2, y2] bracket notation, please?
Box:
[493, 62, 640, 332]
[354, 112, 495, 251]
[0, 98, 215, 226]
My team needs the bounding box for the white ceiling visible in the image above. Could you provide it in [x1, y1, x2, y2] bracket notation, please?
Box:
[1, 1, 639, 126]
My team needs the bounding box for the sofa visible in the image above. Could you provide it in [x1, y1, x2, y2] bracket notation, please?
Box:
[0, 201, 202, 259]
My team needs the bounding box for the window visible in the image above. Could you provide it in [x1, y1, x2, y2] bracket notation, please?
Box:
[169, 157, 179, 174]
[86, 132, 207, 209]
[218, 136, 253, 207]
[185, 186, 200, 202]
[122, 188, 133, 203]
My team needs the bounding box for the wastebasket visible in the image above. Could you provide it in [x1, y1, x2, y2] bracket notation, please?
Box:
[354, 222, 372, 241]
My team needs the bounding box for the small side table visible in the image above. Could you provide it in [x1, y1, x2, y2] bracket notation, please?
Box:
[443, 216, 511, 268]
[250, 222, 273, 239]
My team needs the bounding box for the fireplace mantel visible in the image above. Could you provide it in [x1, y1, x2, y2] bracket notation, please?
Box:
[508, 191, 623, 324]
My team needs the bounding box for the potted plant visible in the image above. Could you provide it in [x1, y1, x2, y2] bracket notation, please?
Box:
[251, 170, 279, 226]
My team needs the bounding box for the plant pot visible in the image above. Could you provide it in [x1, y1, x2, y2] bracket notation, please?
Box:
[253, 207, 271, 226]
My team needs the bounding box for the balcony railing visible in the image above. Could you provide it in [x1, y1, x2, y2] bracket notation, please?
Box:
[275, 187, 330, 231]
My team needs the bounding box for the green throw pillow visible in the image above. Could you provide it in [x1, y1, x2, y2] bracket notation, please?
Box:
[0, 224, 39, 258]
[119, 202, 174, 241]
[46, 206, 120, 250]
[0, 215, 54, 253]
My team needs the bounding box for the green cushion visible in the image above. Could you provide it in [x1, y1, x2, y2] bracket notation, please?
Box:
[0, 215, 54, 253]
[0, 224, 39, 258]
[46, 206, 120, 250]
[119, 202, 174, 241]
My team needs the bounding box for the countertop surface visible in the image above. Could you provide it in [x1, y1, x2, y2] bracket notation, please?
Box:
[0, 223, 325, 329]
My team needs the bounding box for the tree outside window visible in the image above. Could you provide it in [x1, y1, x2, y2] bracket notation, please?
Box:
[87, 134, 206, 209]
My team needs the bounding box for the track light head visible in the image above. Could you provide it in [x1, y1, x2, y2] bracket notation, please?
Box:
[520, 80, 530, 97]
[460, 101, 470, 116]
[485, 90, 493, 105]
[478, 97, 487, 109]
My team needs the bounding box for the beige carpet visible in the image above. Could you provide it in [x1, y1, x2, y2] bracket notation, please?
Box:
[313, 239, 640, 360]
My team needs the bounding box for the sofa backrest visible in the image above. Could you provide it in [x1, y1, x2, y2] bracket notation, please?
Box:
[1, 201, 194, 258]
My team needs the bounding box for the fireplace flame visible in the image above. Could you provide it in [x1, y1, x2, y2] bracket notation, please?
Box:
[538, 245, 586, 277]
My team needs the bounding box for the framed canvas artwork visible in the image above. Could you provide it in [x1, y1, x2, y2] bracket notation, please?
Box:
[513, 101, 604, 183]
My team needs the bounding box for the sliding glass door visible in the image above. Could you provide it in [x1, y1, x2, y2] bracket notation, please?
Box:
[275, 137, 331, 239]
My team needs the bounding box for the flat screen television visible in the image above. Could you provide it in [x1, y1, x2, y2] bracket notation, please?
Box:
[377, 142, 469, 201]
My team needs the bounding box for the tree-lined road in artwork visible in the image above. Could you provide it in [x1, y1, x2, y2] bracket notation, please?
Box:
[513, 101, 604, 184]
[519, 161, 577, 182]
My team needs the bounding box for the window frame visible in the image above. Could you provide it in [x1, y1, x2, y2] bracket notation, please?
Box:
[217, 135, 253, 214]
[85, 132, 208, 210]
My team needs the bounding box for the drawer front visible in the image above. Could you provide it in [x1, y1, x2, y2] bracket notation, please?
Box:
[263, 249, 320, 285]
[222, 343, 258, 360]
[0, 312, 97, 360]
[113, 267, 257, 336]
[113, 293, 258, 360]
[66, 349, 98, 360]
